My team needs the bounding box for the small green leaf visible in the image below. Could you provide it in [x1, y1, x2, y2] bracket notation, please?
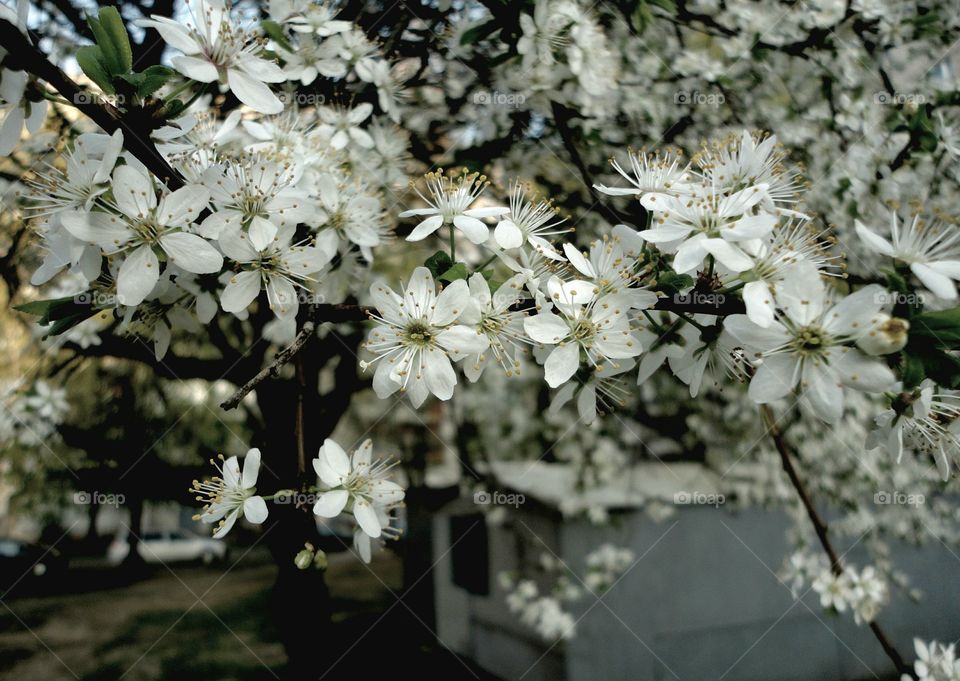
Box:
[44, 311, 98, 339]
[424, 251, 454, 280]
[76, 45, 115, 94]
[656, 272, 695, 296]
[439, 263, 468, 283]
[123, 65, 175, 98]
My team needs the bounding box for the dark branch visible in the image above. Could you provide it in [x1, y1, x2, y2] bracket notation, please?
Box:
[761, 405, 916, 679]
[0, 18, 185, 191]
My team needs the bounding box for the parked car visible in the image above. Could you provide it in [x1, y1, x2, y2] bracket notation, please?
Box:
[107, 529, 227, 565]
[0, 538, 68, 593]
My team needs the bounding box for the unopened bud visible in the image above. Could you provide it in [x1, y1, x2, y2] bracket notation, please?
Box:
[294, 548, 314, 570]
[313, 549, 328, 570]
[857, 314, 910, 355]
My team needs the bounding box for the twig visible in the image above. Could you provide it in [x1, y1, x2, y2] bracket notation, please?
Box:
[220, 320, 317, 410]
[761, 405, 916, 679]
[294, 351, 307, 477]
[551, 101, 646, 227]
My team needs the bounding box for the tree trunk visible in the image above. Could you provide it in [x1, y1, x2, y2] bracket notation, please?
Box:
[256, 361, 336, 680]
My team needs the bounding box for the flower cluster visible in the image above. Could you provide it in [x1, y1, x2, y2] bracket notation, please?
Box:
[908, 639, 960, 681]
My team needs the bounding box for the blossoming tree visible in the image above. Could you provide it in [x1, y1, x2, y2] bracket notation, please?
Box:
[2, 0, 960, 678]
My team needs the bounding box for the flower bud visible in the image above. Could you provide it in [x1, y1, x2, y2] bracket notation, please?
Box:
[313, 549, 328, 570]
[857, 314, 909, 355]
[294, 548, 314, 570]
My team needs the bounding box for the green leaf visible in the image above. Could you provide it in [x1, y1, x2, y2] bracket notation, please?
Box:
[123, 65, 175, 98]
[76, 45, 115, 94]
[424, 251, 454, 280]
[903, 338, 960, 389]
[261, 19, 293, 52]
[910, 308, 960, 346]
[97, 6, 133, 74]
[656, 272, 694, 296]
[14, 294, 98, 327]
[44, 310, 98, 339]
[439, 263, 468, 283]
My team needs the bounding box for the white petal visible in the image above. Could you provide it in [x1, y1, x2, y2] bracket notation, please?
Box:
[227, 69, 283, 114]
[353, 499, 382, 538]
[117, 245, 160, 306]
[494, 219, 524, 249]
[221, 270, 262, 313]
[432, 279, 470, 326]
[743, 281, 776, 328]
[313, 489, 349, 517]
[422, 348, 456, 400]
[748, 354, 799, 402]
[913, 263, 957, 300]
[453, 215, 490, 244]
[160, 232, 223, 273]
[524, 312, 569, 344]
[544, 343, 580, 388]
[171, 55, 218, 82]
[243, 496, 269, 524]
[241, 448, 261, 488]
[854, 220, 896, 257]
[406, 214, 443, 241]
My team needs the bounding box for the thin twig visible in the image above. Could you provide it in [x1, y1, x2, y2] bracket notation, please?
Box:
[761, 405, 916, 679]
[220, 320, 317, 410]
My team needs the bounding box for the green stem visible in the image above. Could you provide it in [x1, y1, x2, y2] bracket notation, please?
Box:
[449, 223, 456, 261]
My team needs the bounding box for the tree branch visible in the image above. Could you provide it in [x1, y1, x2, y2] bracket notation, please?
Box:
[0, 18, 185, 190]
[761, 405, 916, 679]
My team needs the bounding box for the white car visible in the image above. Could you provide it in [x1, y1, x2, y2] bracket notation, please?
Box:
[107, 529, 227, 565]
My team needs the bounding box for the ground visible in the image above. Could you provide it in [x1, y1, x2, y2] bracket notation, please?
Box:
[0, 546, 495, 681]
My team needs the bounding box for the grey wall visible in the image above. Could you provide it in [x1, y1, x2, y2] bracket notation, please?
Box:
[434, 503, 960, 681]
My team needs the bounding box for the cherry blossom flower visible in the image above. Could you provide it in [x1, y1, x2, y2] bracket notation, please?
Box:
[401, 169, 508, 244]
[191, 449, 268, 538]
[856, 212, 960, 300]
[312, 438, 405, 539]
[139, 0, 286, 114]
[724, 268, 897, 422]
[362, 267, 489, 406]
[60, 166, 222, 306]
